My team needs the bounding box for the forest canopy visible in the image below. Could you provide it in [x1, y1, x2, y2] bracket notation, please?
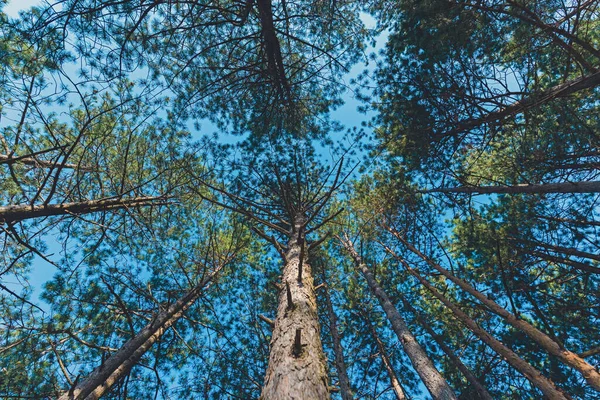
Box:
[1, 0, 599, 399]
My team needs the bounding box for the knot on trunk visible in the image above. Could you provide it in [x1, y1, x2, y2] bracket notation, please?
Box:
[293, 328, 303, 357]
[286, 281, 295, 310]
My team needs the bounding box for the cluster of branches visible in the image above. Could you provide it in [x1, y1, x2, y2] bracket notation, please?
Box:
[2, 0, 600, 399]
[353, 0, 600, 398]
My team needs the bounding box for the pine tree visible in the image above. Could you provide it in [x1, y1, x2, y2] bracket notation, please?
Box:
[3, 0, 600, 399]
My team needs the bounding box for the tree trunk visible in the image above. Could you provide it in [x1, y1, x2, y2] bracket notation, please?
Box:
[256, 0, 290, 98]
[400, 297, 493, 400]
[538, 215, 600, 227]
[581, 346, 600, 358]
[58, 266, 222, 400]
[322, 275, 353, 400]
[341, 237, 458, 400]
[444, 70, 600, 136]
[362, 312, 407, 400]
[390, 230, 600, 390]
[531, 250, 600, 274]
[522, 238, 600, 262]
[0, 196, 169, 223]
[261, 217, 330, 399]
[425, 181, 600, 195]
[0, 153, 92, 170]
[400, 259, 572, 400]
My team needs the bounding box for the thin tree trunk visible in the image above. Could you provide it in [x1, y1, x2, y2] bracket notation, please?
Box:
[256, 0, 291, 98]
[399, 258, 572, 400]
[322, 274, 353, 400]
[521, 238, 600, 262]
[261, 216, 330, 399]
[530, 250, 600, 274]
[538, 215, 600, 227]
[340, 237, 458, 400]
[581, 346, 600, 358]
[0, 153, 92, 170]
[400, 297, 493, 400]
[361, 311, 407, 400]
[389, 230, 600, 390]
[58, 266, 222, 400]
[443, 70, 600, 136]
[0, 196, 170, 223]
[425, 181, 600, 195]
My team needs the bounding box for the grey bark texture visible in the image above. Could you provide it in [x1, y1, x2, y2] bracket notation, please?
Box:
[57, 267, 221, 400]
[341, 237, 458, 400]
[261, 220, 330, 399]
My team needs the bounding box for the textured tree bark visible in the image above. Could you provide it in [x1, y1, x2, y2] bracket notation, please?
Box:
[402, 260, 572, 400]
[363, 313, 407, 400]
[341, 238, 457, 400]
[322, 277, 353, 400]
[57, 267, 221, 400]
[393, 233, 600, 391]
[400, 297, 493, 400]
[261, 219, 330, 399]
[425, 181, 600, 195]
[0, 196, 169, 223]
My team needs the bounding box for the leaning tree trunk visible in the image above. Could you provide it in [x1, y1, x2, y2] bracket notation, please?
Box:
[58, 266, 222, 400]
[581, 346, 600, 358]
[0, 152, 92, 170]
[443, 70, 600, 136]
[261, 218, 330, 399]
[362, 311, 407, 400]
[0, 196, 169, 224]
[401, 259, 572, 400]
[530, 250, 600, 274]
[425, 181, 600, 195]
[389, 231, 600, 390]
[538, 215, 600, 227]
[519, 238, 600, 262]
[341, 237, 457, 400]
[322, 274, 353, 400]
[400, 297, 493, 400]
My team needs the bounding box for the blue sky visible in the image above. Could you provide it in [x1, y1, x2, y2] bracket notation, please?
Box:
[4, 0, 43, 17]
[3, 0, 383, 308]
